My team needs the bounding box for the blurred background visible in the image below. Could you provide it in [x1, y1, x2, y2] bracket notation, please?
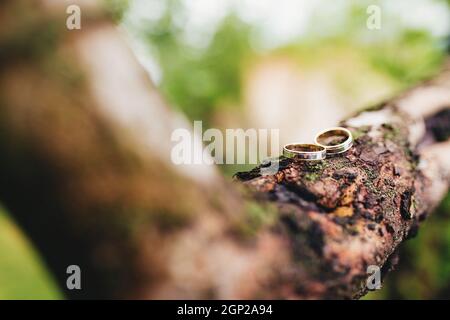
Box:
[1, 0, 449, 299]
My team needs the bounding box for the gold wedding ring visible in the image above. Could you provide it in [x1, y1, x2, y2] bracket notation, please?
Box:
[283, 143, 326, 161]
[283, 127, 353, 161]
[314, 127, 353, 155]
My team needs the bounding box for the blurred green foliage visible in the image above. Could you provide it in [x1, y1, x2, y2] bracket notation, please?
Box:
[143, 13, 252, 123]
[126, 0, 447, 127]
[368, 29, 445, 86]
[0, 208, 61, 299]
[104, 0, 130, 22]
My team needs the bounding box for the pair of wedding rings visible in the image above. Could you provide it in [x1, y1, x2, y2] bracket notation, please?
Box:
[283, 127, 353, 161]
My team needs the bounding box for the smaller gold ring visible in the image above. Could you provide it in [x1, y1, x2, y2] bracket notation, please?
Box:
[314, 127, 353, 155]
[283, 143, 326, 161]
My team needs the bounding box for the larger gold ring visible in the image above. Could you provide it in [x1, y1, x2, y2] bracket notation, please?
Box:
[314, 127, 353, 155]
[283, 143, 326, 161]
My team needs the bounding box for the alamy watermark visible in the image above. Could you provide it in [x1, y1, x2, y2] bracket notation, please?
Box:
[171, 121, 280, 174]
[65, 3, 382, 31]
[366, 265, 382, 290]
[366, 5, 382, 30]
[66, 4, 81, 30]
[66, 3, 381, 32]
[66, 265, 81, 290]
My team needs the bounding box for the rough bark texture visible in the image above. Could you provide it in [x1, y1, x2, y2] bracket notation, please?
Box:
[236, 95, 450, 298]
[0, 0, 449, 299]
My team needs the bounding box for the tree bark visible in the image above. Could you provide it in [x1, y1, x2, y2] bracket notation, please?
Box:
[0, 0, 449, 299]
[235, 73, 450, 298]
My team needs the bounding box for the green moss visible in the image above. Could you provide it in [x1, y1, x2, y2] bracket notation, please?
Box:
[323, 157, 352, 172]
[305, 162, 324, 172]
[382, 123, 401, 141]
[305, 172, 320, 182]
[351, 126, 370, 140]
[385, 187, 396, 199]
[302, 161, 326, 182]
[239, 201, 277, 237]
[361, 165, 382, 196]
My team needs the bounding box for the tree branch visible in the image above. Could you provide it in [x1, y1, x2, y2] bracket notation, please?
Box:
[235, 69, 450, 298]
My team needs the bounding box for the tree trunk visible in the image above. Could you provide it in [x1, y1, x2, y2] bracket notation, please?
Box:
[0, 0, 449, 299]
